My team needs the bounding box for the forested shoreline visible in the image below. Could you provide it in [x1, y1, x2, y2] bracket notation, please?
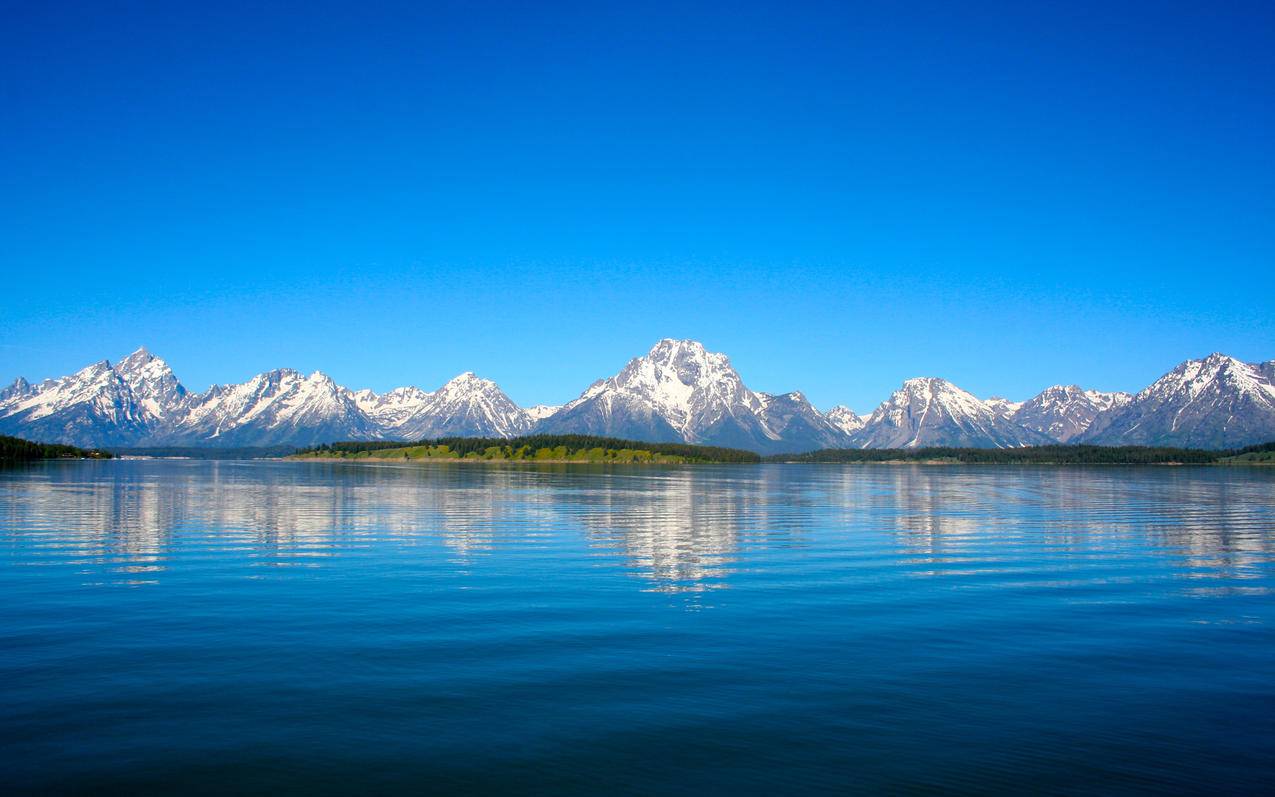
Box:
[0, 435, 113, 462]
[4, 432, 1271, 465]
[767, 442, 1275, 465]
[293, 435, 762, 463]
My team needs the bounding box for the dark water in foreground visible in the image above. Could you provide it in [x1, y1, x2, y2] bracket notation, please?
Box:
[1, 461, 1274, 794]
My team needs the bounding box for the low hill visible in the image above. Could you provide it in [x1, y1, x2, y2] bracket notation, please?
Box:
[1218, 441, 1275, 464]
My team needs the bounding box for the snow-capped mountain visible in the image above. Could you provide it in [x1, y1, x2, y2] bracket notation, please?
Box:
[851, 377, 1051, 449]
[983, 396, 1023, 419]
[3, 345, 1273, 451]
[0, 349, 535, 448]
[1011, 386, 1132, 443]
[0, 377, 31, 402]
[755, 391, 855, 452]
[393, 373, 533, 439]
[0, 350, 183, 447]
[112, 347, 190, 424]
[168, 368, 380, 447]
[352, 386, 433, 430]
[825, 405, 867, 436]
[525, 404, 562, 422]
[535, 339, 852, 453]
[1080, 354, 1275, 448]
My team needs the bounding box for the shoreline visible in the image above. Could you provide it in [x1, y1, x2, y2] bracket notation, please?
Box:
[282, 456, 1271, 467]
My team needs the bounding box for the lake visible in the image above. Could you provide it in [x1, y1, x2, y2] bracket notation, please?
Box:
[2, 460, 1273, 794]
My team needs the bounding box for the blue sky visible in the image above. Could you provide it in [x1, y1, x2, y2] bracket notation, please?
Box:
[3, 1, 1272, 411]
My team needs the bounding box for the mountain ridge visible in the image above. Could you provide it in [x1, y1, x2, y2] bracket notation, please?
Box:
[1, 342, 1271, 451]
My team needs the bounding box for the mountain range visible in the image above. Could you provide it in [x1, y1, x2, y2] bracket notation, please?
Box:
[1, 341, 1272, 452]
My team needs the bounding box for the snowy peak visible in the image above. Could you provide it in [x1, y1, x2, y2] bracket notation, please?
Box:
[538, 339, 851, 453]
[0, 350, 169, 446]
[525, 404, 562, 422]
[853, 377, 1048, 449]
[353, 385, 432, 428]
[174, 367, 379, 446]
[112, 347, 189, 421]
[0, 377, 32, 402]
[825, 405, 866, 435]
[5, 345, 1273, 451]
[1082, 353, 1275, 448]
[603, 338, 752, 435]
[1012, 385, 1132, 443]
[393, 372, 533, 439]
[983, 396, 1023, 418]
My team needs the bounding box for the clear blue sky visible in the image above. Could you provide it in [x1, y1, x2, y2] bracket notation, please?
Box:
[3, 1, 1272, 411]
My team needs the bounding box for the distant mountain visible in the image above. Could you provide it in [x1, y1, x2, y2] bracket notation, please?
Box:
[983, 396, 1023, 418]
[389, 372, 533, 439]
[851, 377, 1051, 449]
[1080, 354, 1275, 449]
[2, 345, 1271, 450]
[0, 349, 531, 448]
[525, 404, 562, 422]
[1011, 386, 1131, 443]
[0, 377, 32, 402]
[352, 386, 432, 431]
[0, 354, 159, 446]
[825, 405, 867, 436]
[535, 339, 852, 454]
[755, 391, 853, 453]
[168, 368, 380, 447]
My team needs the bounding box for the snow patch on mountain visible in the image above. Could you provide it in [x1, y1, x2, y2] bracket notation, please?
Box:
[825, 405, 866, 436]
[394, 372, 533, 439]
[537, 339, 852, 453]
[853, 377, 1050, 449]
[1081, 353, 1275, 448]
[983, 396, 1023, 418]
[4, 346, 1272, 451]
[525, 404, 562, 421]
[1011, 385, 1132, 443]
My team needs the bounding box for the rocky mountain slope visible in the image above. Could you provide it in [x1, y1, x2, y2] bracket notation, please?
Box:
[2, 345, 1272, 451]
[1079, 354, 1275, 448]
[534, 339, 852, 454]
[1011, 386, 1132, 443]
[850, 377, 1051, 449]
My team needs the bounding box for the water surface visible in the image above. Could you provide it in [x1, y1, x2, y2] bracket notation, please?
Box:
[2, 461, 1274, 793]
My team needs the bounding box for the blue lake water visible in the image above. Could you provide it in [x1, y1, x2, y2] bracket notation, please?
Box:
[2, 460, 1274, 794]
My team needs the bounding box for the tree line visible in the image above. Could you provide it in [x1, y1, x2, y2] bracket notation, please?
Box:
[0, 435, 113, 462]
[302, 435, 762, 463]
[765, 443, 1275, 465]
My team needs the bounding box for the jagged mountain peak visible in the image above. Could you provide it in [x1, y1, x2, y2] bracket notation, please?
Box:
[650, 338, 711, 356]
[525, 404, 562, 422]
[892, 377, 990, 414]
[853, 376, 1047, 449]
[983, 396, 1023, 418]
[538, 339, 851, 453]
[1082, 352, 1275, 448]
[5, 346, 1272, 451]
[0, 377, 32, 402]
[440, 371, 495, 390]
[74, 359, 114, 378]
[1012, 385, 1131, 443]
[108, 347, 189, 423]
[116, 345, 155, 365]
[392, 372, 532, 439]
[825, 405, 866, 435]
